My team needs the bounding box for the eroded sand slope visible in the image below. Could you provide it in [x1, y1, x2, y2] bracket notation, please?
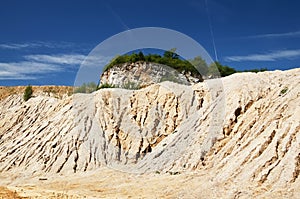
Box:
[0, 69, 299, 198]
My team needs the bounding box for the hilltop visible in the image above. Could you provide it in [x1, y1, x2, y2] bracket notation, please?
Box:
[0, 86, 73, 100]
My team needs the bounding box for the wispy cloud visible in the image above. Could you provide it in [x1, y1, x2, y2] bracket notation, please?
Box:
[0, 53, 112, 80]
[247, 30, 300, 39]
[0, 61, 63, 80]
[225, 49, 300, 62]
[25, 54, 112, 67]
[0, 54, 85, 80]
[0, 43, 34, 49]
[0, 41, 110, 80]
[25, 54, 87, 65]
[0, 41, 76, 50]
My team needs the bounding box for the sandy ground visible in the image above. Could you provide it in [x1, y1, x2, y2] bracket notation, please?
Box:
[0, 167, 298, 199]
[0, 186, 25, 199]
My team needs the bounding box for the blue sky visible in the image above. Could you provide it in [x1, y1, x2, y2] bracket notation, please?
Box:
[0, 0, 300, 85]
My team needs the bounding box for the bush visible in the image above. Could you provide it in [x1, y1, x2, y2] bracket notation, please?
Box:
[280, 87, 288, 95]
[23, 85, 33, 101]
[242, 68, 268, 73]
[103, 50, 203, 80]
[103, 50, 270, 80]
[74, 82, 98, 93]
[98, 83, 115, 89]
[210, 62, 236, 77]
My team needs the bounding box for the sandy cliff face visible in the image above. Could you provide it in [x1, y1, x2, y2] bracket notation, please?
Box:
[0, 69, 299, 197]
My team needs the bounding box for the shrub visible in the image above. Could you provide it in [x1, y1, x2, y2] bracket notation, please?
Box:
[242, 68, 268, 73]
[103, 50, 270, 80]
[213, 62, 236, 77]
[74, 82, 98, 93]
[98, 83, 115, 89]
[169, 171, 180, 175]
[23, 85, 33, 101]
[103, 50, 203, 79]
[280, 87, 288, 95]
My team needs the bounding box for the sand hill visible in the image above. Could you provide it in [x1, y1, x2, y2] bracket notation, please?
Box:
[0, 69, 299, 198]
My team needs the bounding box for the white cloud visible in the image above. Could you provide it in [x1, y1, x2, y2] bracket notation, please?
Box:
[0, 41, 75, 50]
[0, 72, 36, 80]
[0, 41, 112, 80]
[247, 31, 300, 39]
[225, 49, 300, 62]
[25, 54, 86, 65]
[0, 71, 20, 79]
[0, 61, 63, 80]
[81, 55, 113, 68]
[0, 53, 112, 80]
[0, 43, 32, 49]
[25, 54, 112, 67]
[0, 54, 85, 80]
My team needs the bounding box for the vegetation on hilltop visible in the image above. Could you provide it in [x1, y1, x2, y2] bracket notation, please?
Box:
[103, 49, 268, 79]
[23, 85, 33, 101]
[73, 49, 269, 93]
[104, 49, 202, 79]
[74, 82, 98, 93]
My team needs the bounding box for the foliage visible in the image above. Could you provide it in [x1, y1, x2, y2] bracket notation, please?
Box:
[189, 56, 208, 75]
[104, 49, 269, 80]
[206, 62, 267, 77]
[213, 62, 237, 77]
[74, 82, 98, 93]
[280, 87, 288, 95]
[163, 48, 179, 59]
[23, 85, 33, 101]
[104, 50, 202, 78]
[205, 62, 236, 78]
[98, 83, 115, 89]
[241, 68, 268, 73]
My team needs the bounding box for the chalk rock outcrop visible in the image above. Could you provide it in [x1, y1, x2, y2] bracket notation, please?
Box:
[100, 61, 202, 89]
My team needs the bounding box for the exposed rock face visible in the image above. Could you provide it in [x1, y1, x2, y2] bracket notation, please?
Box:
[0, 69, 299, 195]
[100, 61, 202, 89]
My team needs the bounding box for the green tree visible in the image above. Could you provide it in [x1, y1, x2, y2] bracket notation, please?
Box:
[163, 48, 179, 59]
[207, 63, 220, 78]
[217, 62, 236, 77]
[208, 62, 236, 77]
[189, 56, 208, 76]
[23, 85, 33, 101]
[138, 51, 145, 61]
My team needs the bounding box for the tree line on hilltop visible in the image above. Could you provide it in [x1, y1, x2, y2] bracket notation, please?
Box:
[74, 49, 267, 93]
[104, 49, 267, 78]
